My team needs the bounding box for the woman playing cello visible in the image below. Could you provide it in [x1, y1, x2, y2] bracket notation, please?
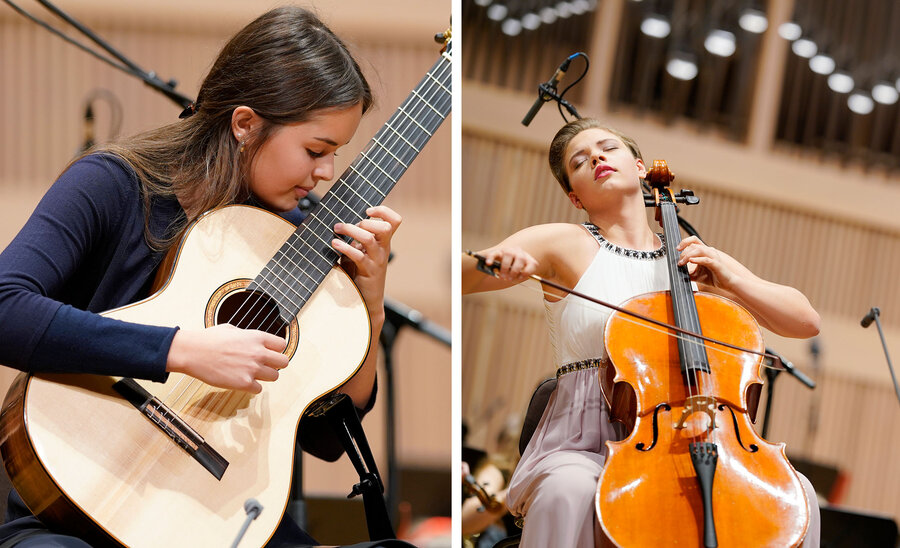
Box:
[462, 118, 821, 547]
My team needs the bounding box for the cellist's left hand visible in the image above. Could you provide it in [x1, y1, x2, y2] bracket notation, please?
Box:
[676, 235, 820, 338]
[676, 236, 739, 291]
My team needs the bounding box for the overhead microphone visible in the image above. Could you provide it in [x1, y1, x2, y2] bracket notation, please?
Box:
[522, 56, 574, 126]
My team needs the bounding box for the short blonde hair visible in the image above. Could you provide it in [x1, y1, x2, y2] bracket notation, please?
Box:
[548, 118, 642, 194]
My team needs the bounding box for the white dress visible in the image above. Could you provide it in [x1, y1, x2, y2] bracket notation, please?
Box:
[505, 224, 820, 547]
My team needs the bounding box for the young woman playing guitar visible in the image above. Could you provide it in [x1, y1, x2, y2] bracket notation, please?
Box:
[0, 7, 429, 547]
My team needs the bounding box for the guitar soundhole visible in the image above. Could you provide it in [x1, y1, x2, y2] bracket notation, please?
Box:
[216, 290, 289, 338]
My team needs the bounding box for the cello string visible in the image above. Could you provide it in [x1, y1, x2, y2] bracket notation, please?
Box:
[663, 202, 714, 441]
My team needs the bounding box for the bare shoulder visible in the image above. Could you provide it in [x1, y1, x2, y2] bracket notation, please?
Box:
[507, 223, 592, 257]
[520, 223, 597, 282]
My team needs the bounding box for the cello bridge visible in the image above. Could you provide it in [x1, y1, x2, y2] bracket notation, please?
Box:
[674, 395, 718, 431]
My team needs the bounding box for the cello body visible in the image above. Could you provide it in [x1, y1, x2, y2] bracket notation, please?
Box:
[596, 291, 809, 547]
[595, 160, 810, 547]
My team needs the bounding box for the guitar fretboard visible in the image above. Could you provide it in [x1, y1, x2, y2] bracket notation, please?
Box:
[249, 45, 452, 323]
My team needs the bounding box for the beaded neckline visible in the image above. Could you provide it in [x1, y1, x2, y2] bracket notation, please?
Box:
[582, 223, 666, 260]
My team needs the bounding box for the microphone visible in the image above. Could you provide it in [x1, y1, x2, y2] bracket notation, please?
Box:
[765, 347, 815, 389]
[230, 498, 263, 548]
[861, 306, 900, 408]
[861, 307, 880, 328]
[522, 56, 573, 126]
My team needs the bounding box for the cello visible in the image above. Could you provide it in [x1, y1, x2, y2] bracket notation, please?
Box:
[594, 161, 810, 547]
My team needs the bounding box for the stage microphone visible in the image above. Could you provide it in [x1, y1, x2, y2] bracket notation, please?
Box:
[522, 56, 574, 126]
[861, 307, 880, 328]
[766, 347, 816, 389]
[81, 102, 95, 153]
[230, 498, 263, 548]
[860, 306, 900, 408]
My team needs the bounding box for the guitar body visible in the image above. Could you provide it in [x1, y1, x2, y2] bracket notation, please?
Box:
[0, 205, 371, 547]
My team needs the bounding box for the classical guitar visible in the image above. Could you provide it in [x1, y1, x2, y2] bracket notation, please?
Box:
[0, 31, 451, 548]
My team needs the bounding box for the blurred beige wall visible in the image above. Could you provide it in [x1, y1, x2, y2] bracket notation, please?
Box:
[0, 0, 451, 503]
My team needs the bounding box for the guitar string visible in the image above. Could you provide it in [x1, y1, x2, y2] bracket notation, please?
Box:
[157, 62, 445, 415]
[159, 53, 451, 431]
[166, 57, 450, 427]
[118, 51, 454, 482]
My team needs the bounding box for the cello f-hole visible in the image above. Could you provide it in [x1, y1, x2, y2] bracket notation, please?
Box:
[719, 404, 759, 453]
[635, 403, 671, 452]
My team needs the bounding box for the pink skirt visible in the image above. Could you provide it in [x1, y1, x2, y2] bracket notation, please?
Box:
[505, 368, 821, 548]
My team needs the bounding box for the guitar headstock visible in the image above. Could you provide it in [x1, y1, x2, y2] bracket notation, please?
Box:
[434, 25, 452, 55]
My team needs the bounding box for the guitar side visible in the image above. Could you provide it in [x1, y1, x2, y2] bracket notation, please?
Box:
[0, 205, 371, 547]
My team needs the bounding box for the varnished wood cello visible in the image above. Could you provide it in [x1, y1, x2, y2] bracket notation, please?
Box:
[595, 161, 810, 547]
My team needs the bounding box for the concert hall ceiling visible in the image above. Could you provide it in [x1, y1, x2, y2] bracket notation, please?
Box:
[463, 0, 900, 170]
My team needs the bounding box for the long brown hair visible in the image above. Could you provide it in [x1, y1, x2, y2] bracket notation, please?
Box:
[95, 6, 373, 249]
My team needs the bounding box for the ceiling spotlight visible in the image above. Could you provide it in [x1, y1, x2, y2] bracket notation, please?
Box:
[501, 18, 523, 36]
[847, 91, 874, 115]
[827, 71, 854, 94]
[666, 51, 699, 81]
[474, 0, 491, 6]
[791, 38, 817, 58]
[738, 9, 768, 34]
[556, 2, 574, 18]
[539, 7, 558, 24]
[487, 4, 508, 21]
[570, 0, 591, 15]
[704, 29, 736, 57]
[640, 15, 671, 38]
[778, 21, 802, 41]
[521, 12, 541, 30]
[872, 82, 899, 105]
[809, 54, 835, 75]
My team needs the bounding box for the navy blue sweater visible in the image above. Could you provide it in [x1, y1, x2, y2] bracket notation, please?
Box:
[0, 154, 181, 380]
[0, 154, 375, 540]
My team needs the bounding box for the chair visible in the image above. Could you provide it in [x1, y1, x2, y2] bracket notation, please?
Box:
[491, 377, 558, 548]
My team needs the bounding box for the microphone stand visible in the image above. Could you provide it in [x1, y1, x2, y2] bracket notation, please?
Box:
[523, 82, 581, 125]
[761, 346, 817, 439]
[379, 297, 451, 522]
[862, 307, 900, 408]
[6, 0, 193, 111]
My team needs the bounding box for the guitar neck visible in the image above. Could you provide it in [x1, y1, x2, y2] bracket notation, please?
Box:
[250, 46, 452, 322]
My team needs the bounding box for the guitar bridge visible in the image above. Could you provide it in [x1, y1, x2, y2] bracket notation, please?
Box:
[113, 378, 229, 480]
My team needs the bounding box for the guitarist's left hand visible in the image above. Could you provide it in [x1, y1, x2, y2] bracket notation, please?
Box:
[332, 205, 401, 313]
[331, 205, 401, 406]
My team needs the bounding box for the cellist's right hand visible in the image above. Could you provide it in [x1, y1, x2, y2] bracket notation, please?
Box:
[166, 323, 289, 393]
[463, 245, 541, 294]
[479, 245, 540, 282]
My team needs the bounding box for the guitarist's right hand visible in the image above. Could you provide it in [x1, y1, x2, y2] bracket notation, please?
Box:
[165, 324, 289, 393]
